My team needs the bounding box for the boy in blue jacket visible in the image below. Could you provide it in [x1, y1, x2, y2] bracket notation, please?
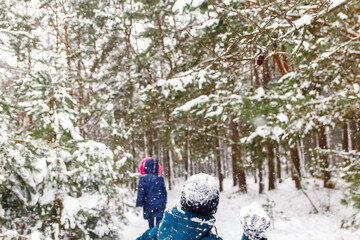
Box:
[137, 173, 222, 240]
[136, 158, 167, 229]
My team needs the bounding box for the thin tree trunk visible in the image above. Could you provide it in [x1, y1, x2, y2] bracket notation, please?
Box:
[268, 144, 276, 190]
[342, 122, 349, 151]
[303, 134, 315, 172]
[237, 146, 247, 192]
[319, 126, 331, 188]
[64, 25, 72, 73]
[262, 58, 271, 86]
[163, 143, 172, 190]
[254, 61, 259, 87]
[276, 145, 282, 183]
[184, 126, 189, 180]
[131, 135, 137, 190]
[231, 118, 239, 186]
[290, 147, 302, 189]
[230, 119, 247, 191]
[254, 168, 258, 183]
[258, 160, 264, 194]
[214, 126, 223, 192]
[350, 119, 360, 151]
[77, 30, 84, 137]
[55, 0, 60, 69]
[189, 132, 193, 176]
[147, 119, 153, 157]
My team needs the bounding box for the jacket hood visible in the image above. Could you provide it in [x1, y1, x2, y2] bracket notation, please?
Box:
[144, 158, 159, 175]
[157, 206, 216, 239]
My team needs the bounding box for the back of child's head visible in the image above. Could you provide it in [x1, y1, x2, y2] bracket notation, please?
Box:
[239, 202, 271, 240]
[180, 173, 219, 217]
[144, 158, 159, 175]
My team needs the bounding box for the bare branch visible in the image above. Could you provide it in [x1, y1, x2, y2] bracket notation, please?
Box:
[208, 0, 242, 38]
[291, 26, 307, 57]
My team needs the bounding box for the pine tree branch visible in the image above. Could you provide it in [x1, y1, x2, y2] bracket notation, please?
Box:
[0, 234, 29, 239]
[8, 138, 30, 143]
[185, 29, 223, 61]
[209, 0, 242, 38]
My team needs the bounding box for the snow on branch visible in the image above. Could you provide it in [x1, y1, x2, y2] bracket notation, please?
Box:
[173, 95, 209, 115]
[0, 231, 29, 239]
[0, 28, 34, 39]
[317, 0, 350, 18]
[317, 36, 359, 61]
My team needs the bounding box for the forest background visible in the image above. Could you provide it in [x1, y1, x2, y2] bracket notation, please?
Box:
[0, 0, 359, 239]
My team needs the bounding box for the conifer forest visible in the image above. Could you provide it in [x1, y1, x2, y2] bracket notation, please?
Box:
[0, 0, 359, 239]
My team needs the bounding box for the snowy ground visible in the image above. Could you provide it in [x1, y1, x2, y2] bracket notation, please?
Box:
[119, 177, 360, 240]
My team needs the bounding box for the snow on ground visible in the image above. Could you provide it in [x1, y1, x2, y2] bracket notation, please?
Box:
[119, 177, 360, 240]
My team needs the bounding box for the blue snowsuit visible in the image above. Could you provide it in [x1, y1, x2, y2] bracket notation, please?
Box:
[241, 234, 267, 240]
[136, 158, 167, 228]
[136, 206, 222, 240]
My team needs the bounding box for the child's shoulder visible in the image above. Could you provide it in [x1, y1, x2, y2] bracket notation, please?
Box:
[203, 234, 223, 240]
[142, 173, 164, 180]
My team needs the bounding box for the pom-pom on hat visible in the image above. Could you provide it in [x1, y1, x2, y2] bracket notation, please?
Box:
[239, 202, 271, 240]
[180, 173, 219, 217]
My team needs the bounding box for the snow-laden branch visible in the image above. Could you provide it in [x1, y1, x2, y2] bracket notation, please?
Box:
[290, 26, 307, 56]
[0, 231, 29, 239]
[317, 36, 360, 61]
[229, 0, 351, 40]
[0, 28, 34, 39]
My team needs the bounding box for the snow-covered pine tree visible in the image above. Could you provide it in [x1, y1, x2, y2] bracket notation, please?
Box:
[0, 1, 134, 238]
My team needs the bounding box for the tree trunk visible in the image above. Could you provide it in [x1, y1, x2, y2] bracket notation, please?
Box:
[350, 119, 360, 151]
[131, 135, 137, 190]
[189, 136, 193, 176]
[230, 119, 247, 192]
[147, 119, 153, 157]
[254, 61, 259, 87]
[214, 126, 223, 192]
[184, 126, 189, 180]
[55, 0, 60, 69]
[342, 122, 349, 151]
[319, 126, 331, 188]
[231, 118, 239, 186]
[268, 144, 276, 190]
[258, 160, 264, 194]
[238, 156, 247, 192]
[276, 145, 282, 183]
[262, 58, 271, 86]
[290, 147, 302, 189]
[163, 144, 172, 190]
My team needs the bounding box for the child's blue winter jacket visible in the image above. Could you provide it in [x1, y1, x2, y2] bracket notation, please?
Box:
[241, 234, 267, 240]
[136, 159, 167, 220]
[136, 206, 222, 240]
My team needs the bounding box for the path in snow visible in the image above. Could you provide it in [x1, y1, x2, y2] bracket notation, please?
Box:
[119, 178, 360, 240]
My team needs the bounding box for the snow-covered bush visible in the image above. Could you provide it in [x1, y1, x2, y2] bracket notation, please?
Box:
[339, 151, 360, 229]
[0, 139, 130, 239]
